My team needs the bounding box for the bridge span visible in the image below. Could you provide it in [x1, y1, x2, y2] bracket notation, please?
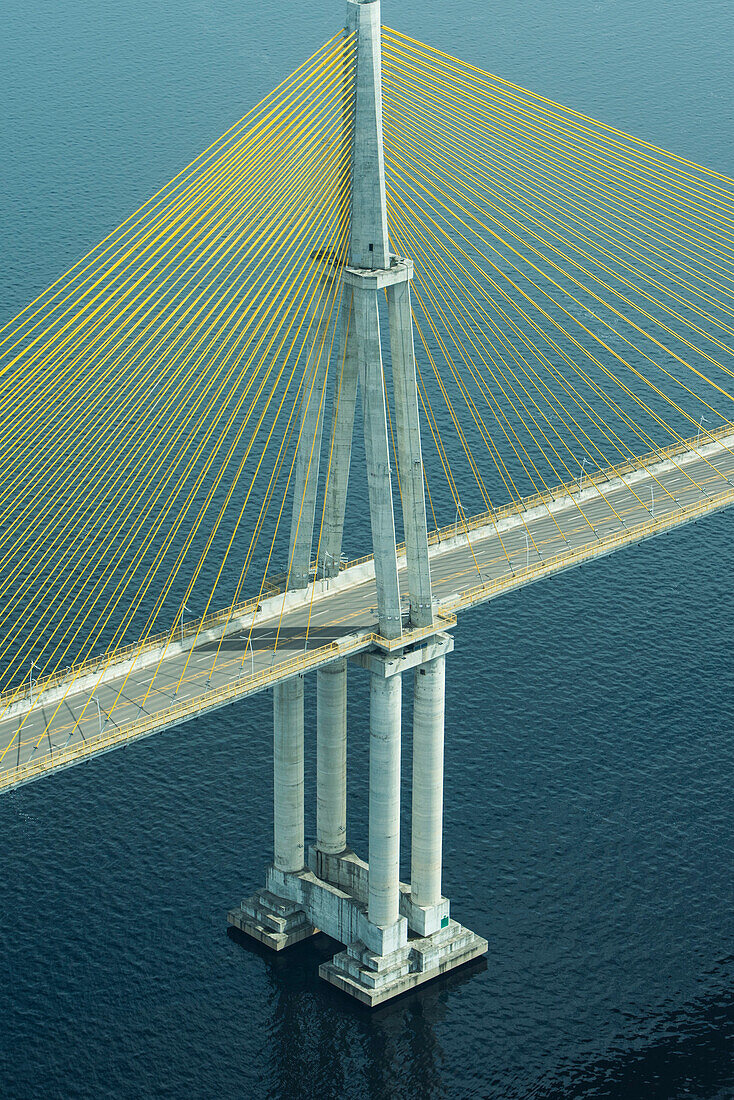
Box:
[4, 0, 734, 1006]
[3, 427, 733, 794]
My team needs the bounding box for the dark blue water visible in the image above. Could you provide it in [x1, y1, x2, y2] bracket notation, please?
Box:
[1, 2, 733, 1097]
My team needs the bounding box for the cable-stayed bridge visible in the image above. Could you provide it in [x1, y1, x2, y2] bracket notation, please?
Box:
[2, 0, 734, 1003]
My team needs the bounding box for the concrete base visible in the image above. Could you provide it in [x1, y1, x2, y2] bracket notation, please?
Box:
[310, 846, 450, 937]
[228, 848, 487, 1006]
[319, 919, 488, 1007]
[227, 889, 317, 951]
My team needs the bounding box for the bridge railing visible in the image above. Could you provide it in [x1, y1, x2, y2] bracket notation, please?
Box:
[0, 613, 455, 792]
[339, 420, 734, 570]
[5, 421, 732, 717]
[0, 584, 283, 719]
[440, 481, 734, 614]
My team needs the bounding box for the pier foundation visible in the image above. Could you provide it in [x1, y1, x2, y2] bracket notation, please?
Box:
[229, 633, 487, 1006]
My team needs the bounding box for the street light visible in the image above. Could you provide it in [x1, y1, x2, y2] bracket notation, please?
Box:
[697, 414, 708, 444]
[182, 602, 193, 642]
[28, 661, 37, 704]
[243, 636, 254, 676]
[455, 502, 465, 535]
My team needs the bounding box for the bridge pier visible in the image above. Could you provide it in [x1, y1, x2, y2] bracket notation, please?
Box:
[273, 676, 305, 874]
[411, 654, 445, 910]
[367, 664, 402, 929]
[230, 633, 487, 1005]
[316, 660, 347, 856]
[227, 0, 485, 1005]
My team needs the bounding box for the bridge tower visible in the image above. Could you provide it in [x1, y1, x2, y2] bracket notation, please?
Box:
[229, 0, 487, 1006]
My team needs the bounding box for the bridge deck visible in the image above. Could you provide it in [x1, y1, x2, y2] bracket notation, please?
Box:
[2, 431, 734, 791]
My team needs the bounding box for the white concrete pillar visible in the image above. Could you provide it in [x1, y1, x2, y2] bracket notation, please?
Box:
[273, 676, 305, 872]
[346, 0, 390, 270]
[388, 277, 433, 628]
[368, 669, 402, 928]
[319, 291, 359, 580]
[354, 287, 403, 641]
[287, 343, 330, 589]
[411, 655, 445, 907]
[316, 659, 347, 854]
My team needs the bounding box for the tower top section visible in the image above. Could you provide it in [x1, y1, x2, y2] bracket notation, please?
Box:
[345, 0, 390, 269]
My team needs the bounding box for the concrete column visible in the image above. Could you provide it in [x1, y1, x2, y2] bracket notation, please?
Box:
[355, 286, 403, 640]
[411, 655, 445, 907]
[316, 659, 347, 854]
[346, 0, 390, 270]
[287, 313, 333, 590]
[319, 291, 359, 579]
[368, 669, 402, 928]
[388, 278, 433, 628]
[273, 676, 305, 872]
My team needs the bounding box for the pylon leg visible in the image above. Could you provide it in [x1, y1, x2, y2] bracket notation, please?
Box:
[353, 287, 402, 639]
[287, 308, 333, 589]
[388, 278, 433, 628]
[319, 290, 359, 579]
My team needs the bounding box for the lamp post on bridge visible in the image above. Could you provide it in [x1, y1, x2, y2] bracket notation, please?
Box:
[181, 603, 193, 645]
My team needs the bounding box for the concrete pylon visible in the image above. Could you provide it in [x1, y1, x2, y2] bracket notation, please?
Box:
[388, 278, 433, 628]
[345, 0, 402, 641]
[346, 0, 390, 271]
[287, 260, 341, 592]
[318, 0, 433, 634]
[318, 292, 359, 579]
[228, 0, 487, 1007]
[287, 337, 331, 590]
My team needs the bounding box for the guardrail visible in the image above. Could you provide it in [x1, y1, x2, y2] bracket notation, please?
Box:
[0, 586, 281, 718]
[409, 420, 734, 558]
[4, 421, 733, 717]
[3, 476, 733, 793]
[0, 613, 455, 793]
[439, 481, 734, 615]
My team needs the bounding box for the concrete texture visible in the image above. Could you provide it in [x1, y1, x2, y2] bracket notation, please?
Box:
[318, 290, 359, 580]
[228, 890, 316, 951]
[316, 659, 348, 855]
[354, 284, 403, 640]
[368, 665, 402, 928]
[388, 277, 434, 628]
[230, 845, 487, 1006]
[411, 654, 446, 908]
[345, 0, 390, 270]
[287, 317, 331, 590]
[320, 921, 488, 1007]
[273, 676, 305, 873]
